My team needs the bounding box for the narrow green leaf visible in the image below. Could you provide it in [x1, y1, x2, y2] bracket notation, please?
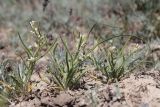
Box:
[18, 33, 33, 57]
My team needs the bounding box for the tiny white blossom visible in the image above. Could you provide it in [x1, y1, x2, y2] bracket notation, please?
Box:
[30, 30, 35, 34]
[34, 43, 38, 48]
[30, 21, 38, 29]
[108, 46, 116, 52]
[28, 57, 36, 62]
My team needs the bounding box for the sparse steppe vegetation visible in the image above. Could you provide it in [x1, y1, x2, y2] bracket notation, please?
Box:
[0, 0, 160, 107]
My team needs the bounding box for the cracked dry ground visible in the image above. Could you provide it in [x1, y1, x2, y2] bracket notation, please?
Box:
[9, 67, 160, 107]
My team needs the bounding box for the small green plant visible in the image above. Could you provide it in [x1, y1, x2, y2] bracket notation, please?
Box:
[49, 33, 91, 90]
[0, 21, 57, 103]
[92, 36, 147, 82]
[11, 21, 56, 93]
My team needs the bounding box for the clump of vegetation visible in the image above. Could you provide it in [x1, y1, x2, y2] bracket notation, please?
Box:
[0, 21, 57, 104]
[92, 36, 147, 82]
[11, 21, 56, 94]
[49, 32, 91, 90]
